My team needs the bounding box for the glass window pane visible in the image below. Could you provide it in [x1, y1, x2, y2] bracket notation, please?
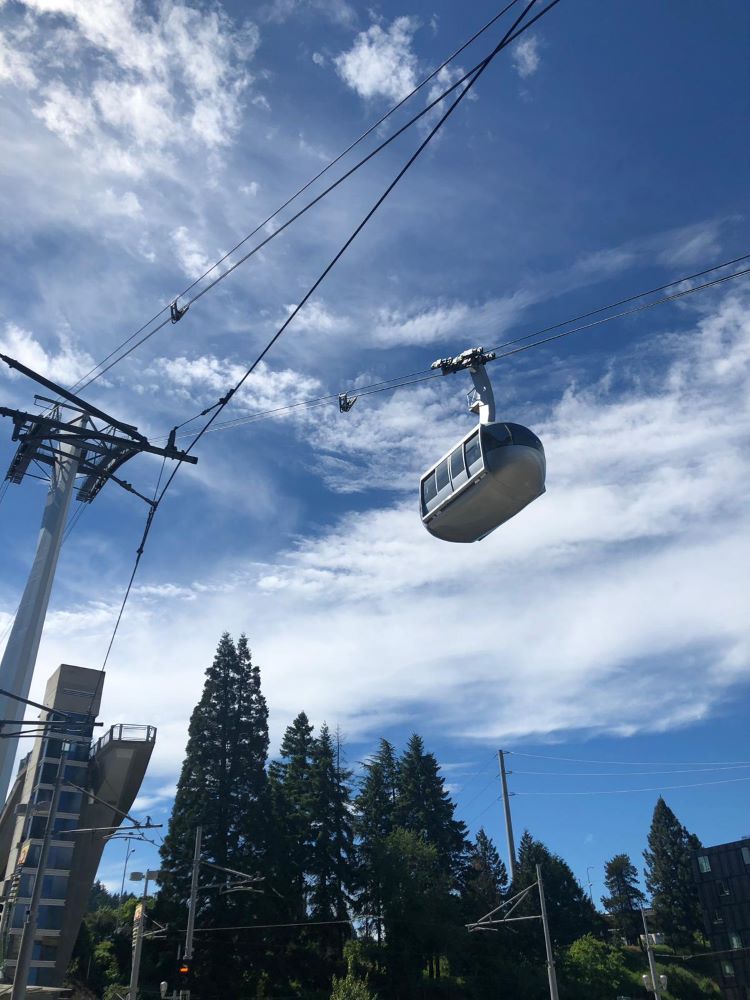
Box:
[435, 460, 450, 491]
[730, 932, 742, 950]
[482, 424, 512, 453]
[422, 473, 437, 506]
[742, 846, 750, 865]
[465, 433, 481, 471]
[698, 855, 711, 873]
[449, 447, 465, 480]
[506, 423, 543, 451]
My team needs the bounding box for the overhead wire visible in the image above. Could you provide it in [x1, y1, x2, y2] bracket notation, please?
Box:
[66, 0, 525, 394]
[168, 255, 750, 440]
[514, 775, 750, 795]
[96, 0, 561, 673]
[507, 751, 750, 766]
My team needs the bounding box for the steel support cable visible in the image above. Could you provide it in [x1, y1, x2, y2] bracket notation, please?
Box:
[96, 0, 560, 673]
[67, 0, 524, 395]
[75, 4, 552, 394]
[178, 259, 750, 439]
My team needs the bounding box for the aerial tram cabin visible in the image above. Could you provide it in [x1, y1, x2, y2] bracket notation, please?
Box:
[420, 348, 546, 543]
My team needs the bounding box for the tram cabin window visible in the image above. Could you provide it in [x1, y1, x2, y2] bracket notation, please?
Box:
[422, 473, 437, 508]
[464, 433, 482, 473]
[435, 459, 450, 492]
[450, 446, 465, 480]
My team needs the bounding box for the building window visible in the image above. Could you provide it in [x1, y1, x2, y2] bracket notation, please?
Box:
[717, 879, 731, 897]
[730, 932, 742, 950]
[722, 961, 735, 978]
[697, 855, 711, 873]
[713, 910, 724, 925]
[742, 846, 750, 865]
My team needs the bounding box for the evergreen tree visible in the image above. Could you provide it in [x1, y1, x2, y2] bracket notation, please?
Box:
[268, 711, 316, 916]
[643, 797, 703, 949]
[601, 853, 646, 945]
[158, 633, 271, 995]
[464, 828, 509, 913]
[395, 733, 468, 869]
[515, 831, 602, 947]
[308, 724, 355, 934]
[354, 739, 399, 942]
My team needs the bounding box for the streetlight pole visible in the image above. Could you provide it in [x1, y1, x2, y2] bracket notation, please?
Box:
[128, 869, 161, 1000]
[641, 908, 663, 999]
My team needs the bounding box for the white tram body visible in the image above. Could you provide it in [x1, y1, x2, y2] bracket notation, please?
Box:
[420, 421, 546, 543]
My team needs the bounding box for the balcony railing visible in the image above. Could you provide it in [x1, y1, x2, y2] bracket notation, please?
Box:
[90, 724, 156, 758]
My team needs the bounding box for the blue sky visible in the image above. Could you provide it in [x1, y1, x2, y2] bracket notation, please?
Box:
[0, 0, 749, 900]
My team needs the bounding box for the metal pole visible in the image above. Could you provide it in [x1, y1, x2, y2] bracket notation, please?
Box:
[536, 864, 559, 1000]
[11, 745, 68, 1000]
[498, 750, 516, 883]
[0, 414, 81, 801]
[184, 825, 202, 960]
[128, 872, 150, 1000]
[641, 908, 663, 999]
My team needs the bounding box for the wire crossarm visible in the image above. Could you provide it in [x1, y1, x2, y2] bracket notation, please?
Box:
[0, 353, 197, 503]
[467, 882, 538, 931]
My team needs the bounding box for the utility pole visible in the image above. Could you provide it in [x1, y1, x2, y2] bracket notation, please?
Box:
[537, 864, 560, 1000]
[128, 869, 161, 1000]
[11, 744, 69, 1000]
[498, 749, 516, 883]
[180, 824, 202, 1000]
[641, 907, 664, 999]
[0, 353, 197, 802]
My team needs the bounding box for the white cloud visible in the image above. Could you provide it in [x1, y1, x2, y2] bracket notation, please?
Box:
[240, 181, 260, 197]
[512, 35, 540, 79]
[17, 288, 749, 778]
[0, 30, 37, 88]
[0, 323, 94, 385]
[312, 51, 326, 67]
[32, 82, 96, 143]
[335, 16, 419, 103]
[171, 226, 213, 279]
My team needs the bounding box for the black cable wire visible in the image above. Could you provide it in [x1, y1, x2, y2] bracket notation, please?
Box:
[94, 0, 559, 676]
[77, 2, 565, 395]
[175, 257, 750, 439]
[67, 0, 524, 394]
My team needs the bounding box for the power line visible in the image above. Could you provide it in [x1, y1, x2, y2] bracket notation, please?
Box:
[67, 0, 525, 394]
[170, 255, 750, 441]
[513, 765, 750, 776]
[508, 751, 750, 766]
[514, 775, 750, 795]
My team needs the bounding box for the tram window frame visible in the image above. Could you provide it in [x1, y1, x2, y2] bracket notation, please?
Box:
[464, 433, 482, 473]
[422, 472, 438, 509]
[435, 459, 450, 492]
[449, 446, 465, 481]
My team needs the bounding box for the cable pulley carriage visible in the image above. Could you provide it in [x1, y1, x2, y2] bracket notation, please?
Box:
[419, 347, 546, 543]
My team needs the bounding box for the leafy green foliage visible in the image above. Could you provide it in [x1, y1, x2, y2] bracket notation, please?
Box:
[561, 934, 630, 999]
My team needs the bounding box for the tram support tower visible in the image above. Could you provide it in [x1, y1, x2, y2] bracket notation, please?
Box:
[0, 354, 197, 802]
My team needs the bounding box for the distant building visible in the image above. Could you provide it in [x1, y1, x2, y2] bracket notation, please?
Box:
[693, 836, 750, 1000]
[0, 663, 155, 990]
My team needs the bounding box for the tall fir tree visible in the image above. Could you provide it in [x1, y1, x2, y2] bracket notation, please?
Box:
[268, 711, 316, 918]
[643, 797, 703, 948]
[601, 853, 646, 945]
[158, 633, 271, 994]
[515, 831, 602, 947]
[354, 739, 399, 942]
[395, 733, 468, 869]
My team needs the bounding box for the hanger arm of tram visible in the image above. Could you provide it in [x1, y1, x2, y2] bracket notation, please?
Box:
[420, 347, 546, 543]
